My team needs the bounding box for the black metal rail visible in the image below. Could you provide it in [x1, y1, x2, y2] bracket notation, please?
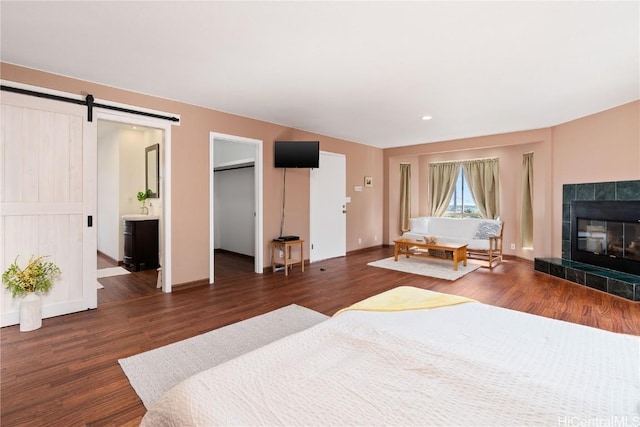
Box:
[1, 85, 180, 123]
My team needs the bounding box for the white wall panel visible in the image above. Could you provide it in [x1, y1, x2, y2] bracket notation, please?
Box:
[50, 215, 70, 303]
[39, 110, 56, 202]
[53, 113, 71, 202]
[67, 214, 84, 303]
[22, 109, 39, 203]
[97, 126, 119, 260]
[69, 115, 83, 203]
[216, 167, 255, 256]
[1, 105, 23, 202]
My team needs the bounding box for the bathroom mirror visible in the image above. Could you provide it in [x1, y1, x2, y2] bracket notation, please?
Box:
[145, 144, 159, 198]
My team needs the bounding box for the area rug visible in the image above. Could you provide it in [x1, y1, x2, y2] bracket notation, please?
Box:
[97, 266, 130, 278]
[118, 304, 328, 409]
[367, 256, 480, 280]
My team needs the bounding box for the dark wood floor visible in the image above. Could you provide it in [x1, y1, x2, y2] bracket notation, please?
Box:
[97, 249, 255, 305]
[2, 246, 639, 426]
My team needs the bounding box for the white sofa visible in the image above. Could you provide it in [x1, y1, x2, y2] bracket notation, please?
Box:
[402, 216, 504, 268]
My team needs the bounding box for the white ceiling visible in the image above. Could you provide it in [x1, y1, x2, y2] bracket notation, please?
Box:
[1, 1, 638, 149]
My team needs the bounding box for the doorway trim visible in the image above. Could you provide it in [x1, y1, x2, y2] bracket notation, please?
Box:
[209, 132, 264, 283]
[96, 110, 174, 293]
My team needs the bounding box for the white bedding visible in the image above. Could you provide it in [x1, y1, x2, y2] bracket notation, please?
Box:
[141, 302, 640, 426]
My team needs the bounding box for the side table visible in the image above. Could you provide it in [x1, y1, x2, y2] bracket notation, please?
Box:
[271, 239, 304, 276]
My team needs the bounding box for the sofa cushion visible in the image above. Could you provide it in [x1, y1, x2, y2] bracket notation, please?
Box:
[466, 239, 492, 251]
[427, 217, 481, 240]
[474, 221, 502, 239]
[404, 217, 502, 248]
[409, 217, 430, 234]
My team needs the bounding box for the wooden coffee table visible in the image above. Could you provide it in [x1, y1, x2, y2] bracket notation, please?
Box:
[393, 238, 468, 271]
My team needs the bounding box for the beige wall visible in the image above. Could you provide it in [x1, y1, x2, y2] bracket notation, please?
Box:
[385, 129, 553, 260]
[283, 128, 384, 249]
[383, 101, 639, 260]
[1, 63, 382, 285]
[550, 101, 640, 257]
[3, 63, 637, 281]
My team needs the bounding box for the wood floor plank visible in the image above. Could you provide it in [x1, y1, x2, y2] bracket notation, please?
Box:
[1, 247, 638, 426]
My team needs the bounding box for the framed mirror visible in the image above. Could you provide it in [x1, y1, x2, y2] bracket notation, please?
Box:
[145, 144, 160, 198]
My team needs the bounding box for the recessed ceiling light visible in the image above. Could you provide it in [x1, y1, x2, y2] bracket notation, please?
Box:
[421, 115, 432, 121]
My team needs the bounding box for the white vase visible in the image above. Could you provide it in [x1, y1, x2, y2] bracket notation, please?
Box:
[20, 292, 42, 332]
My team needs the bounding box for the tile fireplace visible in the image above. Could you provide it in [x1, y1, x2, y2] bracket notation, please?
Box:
[535, 179, 640, 301]
[571, 200, 640, 276]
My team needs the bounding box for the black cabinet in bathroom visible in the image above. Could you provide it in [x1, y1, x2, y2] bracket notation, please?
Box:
[123, 219, 159, 271]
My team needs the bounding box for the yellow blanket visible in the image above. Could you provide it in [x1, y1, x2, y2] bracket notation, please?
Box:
[334, 286, 476, 316]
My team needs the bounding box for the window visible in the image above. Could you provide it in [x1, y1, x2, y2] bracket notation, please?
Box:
[444, 167, 481, 218]
[429, 158, 499, 219]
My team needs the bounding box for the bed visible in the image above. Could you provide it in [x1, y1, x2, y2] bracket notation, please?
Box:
[140, 287, 640, 426]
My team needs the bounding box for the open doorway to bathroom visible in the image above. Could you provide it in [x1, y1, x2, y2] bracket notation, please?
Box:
[96, 120, 164, 304]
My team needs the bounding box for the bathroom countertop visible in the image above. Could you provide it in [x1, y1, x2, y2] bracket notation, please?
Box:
[122, 214, 160, 221]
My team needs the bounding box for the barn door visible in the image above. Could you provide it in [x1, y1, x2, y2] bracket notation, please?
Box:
[1, 90, 97, 326]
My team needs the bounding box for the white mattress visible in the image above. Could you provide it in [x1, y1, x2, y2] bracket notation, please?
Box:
[141, 302, 640, 426]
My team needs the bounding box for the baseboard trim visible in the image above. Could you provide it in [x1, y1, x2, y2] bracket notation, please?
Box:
[97, 250, 123, 266]
[214, 248, 255, 261]
[174, 253, 527, 288]
[172, 278, 211, 290]
[346, 245, 385, 256]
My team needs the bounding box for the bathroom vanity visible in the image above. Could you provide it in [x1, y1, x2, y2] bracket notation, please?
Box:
[122, 215, 159, 271]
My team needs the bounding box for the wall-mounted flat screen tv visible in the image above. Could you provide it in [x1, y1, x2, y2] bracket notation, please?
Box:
[274, 141, 319, 168]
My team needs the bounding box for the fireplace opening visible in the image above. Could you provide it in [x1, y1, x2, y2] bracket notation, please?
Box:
[571, 201, 640, 276]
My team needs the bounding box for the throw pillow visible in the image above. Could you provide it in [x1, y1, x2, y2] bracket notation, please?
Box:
[475, 222, 502, 239]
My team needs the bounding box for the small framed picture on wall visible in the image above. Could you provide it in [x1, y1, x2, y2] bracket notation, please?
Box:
[364, 176, 373, 187]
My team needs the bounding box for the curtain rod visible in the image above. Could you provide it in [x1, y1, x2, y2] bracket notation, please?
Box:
[214, 164, 255, 172]
[428, 157, 499, 164]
